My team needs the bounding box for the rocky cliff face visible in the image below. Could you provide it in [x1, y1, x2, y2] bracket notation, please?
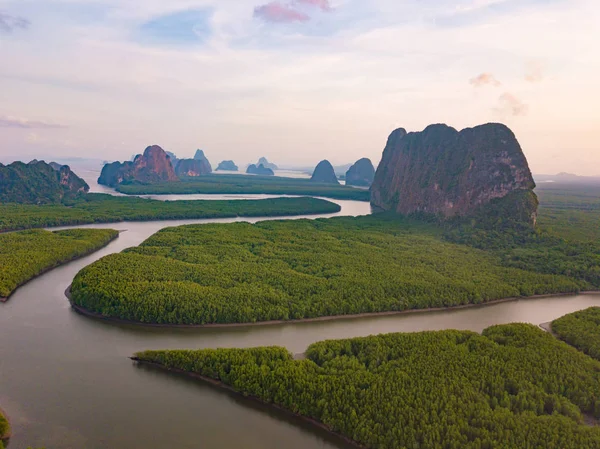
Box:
[370, 123, 538, 224]
[217, 160, 238, 171]
[0, 160, 89, 204]
[175, 158, 212, 177]
[311, 160, 339, 184]
[98, 145, 178, 187]
[346, 158, 375, 187]
[246, 164, 274, 176]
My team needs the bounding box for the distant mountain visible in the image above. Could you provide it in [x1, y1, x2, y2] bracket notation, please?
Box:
[247, 164, 274, 176]
[534, 173, 600, 185]
[257, 157, 278, 171]
[217, 160, 238, 171]
[346, 158, 375, 187]
[166, 151, 178, 165]
[371, 123, 538, 226]
[311, 160, 339, 184]
[0, 160, 89, 204]
[98, 146, 178, 187]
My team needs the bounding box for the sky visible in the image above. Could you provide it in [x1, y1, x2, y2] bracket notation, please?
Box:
[0, 0, 599, 174]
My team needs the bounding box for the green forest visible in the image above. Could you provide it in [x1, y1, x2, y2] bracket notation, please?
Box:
[0, 408, 9, 449]
[134, 323, 600, 449]
[115, 173, 370, 201]
[0, 194, 341, 232]
[70, 214, 588, 325]
[552, 307, 600, 361]
[0, 228, 118, 299]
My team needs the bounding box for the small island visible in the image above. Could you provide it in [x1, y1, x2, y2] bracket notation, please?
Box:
[310, 160, 339, 184]
[216, 160, 238, 171]
[246, 163, 274, 176]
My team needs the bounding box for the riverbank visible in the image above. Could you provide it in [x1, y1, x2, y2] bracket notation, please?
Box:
[130, 357, 365, 449]
[67, 289, 600, 329]
[0, 231, 120, 303]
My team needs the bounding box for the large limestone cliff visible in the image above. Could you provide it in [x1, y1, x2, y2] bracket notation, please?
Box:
[98, 145, 178, 187]
[371, 123, 537, 224]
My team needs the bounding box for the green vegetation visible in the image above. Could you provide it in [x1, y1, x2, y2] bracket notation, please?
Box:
[552, 307, 600, 360]
[115, 174, 370, 201]
[0, 228, 119, 299]
[0, 194, 341, 232]
[70, 215, 584, 325]
[0, 160, 88, 204]
[537, 183, 600, 243]
[0, 407, 10, 449]
[135, 324, 600, 448]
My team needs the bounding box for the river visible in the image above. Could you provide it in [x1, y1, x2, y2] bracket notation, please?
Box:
[1, 191, 599, 449]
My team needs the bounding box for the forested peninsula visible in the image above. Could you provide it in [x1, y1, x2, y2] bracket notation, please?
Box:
[0, 194, 341, 232]
[133, 323, 600, 449]
[0, 228, 119, 300]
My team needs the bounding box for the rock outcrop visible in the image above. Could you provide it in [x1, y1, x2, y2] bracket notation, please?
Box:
[345, 158, 375, 187]
[246, 164, 274, 176]
[311, 160, 339, 184]
[98, 145, 178, 187]
[0, 160, 89, 204]
[370, 123, 538, 224]
[257, 157, 278, 171]
[217, 160, 238, 171]
[49, 161, 64, 171]
[175, 158, 212, 177]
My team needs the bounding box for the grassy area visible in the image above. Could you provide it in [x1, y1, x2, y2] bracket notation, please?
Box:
[0, 194, 341, 232]
[134, 324, 600, 449]
[115, 174, 370, 201]
[0, 228, 119, 299]
[70, 215, 584, 325]
[552, 307, 600, 360]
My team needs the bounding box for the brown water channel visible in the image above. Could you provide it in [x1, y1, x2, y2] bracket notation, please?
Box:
[1, 195, 599, 449]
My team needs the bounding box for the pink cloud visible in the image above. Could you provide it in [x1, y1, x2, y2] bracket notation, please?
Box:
[469, 73, 501, 87]
[254, 1, 310, 23]
[496, 93, 528, 117]
[296, 0, 332, 11]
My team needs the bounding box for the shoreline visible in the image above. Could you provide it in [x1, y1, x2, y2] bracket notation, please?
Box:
[67, 289, 600, 329]
[130, 357, 365, 449]
[0, 232, 120, 303]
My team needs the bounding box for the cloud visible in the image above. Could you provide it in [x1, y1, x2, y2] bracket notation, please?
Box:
[525, 60, 544, 83]
[496, 93, 528, 116]
[296, 0, 332, 11]
[0, 12, 30, 33]
[253, 0, 332, 23]
[470, 73, 501, 87]
[138, 9, 212, 45]
[0, 116, 68, 129]
[254, 2, 310, 23]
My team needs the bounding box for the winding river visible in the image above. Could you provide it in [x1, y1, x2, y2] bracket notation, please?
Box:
[1, 184, 600, 449]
